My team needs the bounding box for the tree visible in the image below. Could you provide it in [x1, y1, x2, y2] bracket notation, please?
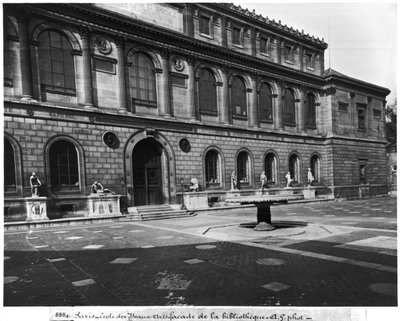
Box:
[386, 99, 397, 150]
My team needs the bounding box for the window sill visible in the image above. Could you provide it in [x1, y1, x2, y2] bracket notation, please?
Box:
[132, 99, 158, 108]
[306, 67, 315, 71]
[200, 33, 213, 40]
[284, 122, 296, 127]
[260, 52, 272, 59]
[41, 86, 76, 97]
[233, 115, 248, 121]
[232, 44, 244, 49]
[200, 110, 218, 116]
[260, 119, 273, 124]
[305, 125, 317, 130]
[284, 59, 294, 65]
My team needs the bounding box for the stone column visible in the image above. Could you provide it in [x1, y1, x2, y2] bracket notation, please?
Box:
[184, 4, 194, 37]
[249, 73, 258, 127]
[116, 36, 127, 113]
[250, 26, 256, 56]
[79, 26, 95, 109]
[187, 55, 196, 121]
[220, 15, 228, 48]
[16, 11, 34, 100]
[276, 38, 282, 64]
[220, 65, 230, 124]
[299, 45, 304, 71]
[159, 48, 171, 117]
[298, 87, 305, 132]
[275, 79, 284, 130]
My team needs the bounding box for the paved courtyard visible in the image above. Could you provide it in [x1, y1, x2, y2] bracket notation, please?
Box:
[3, 197, 397, 306]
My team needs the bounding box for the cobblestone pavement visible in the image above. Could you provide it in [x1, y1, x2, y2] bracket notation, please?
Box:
[3, 197, 397, 306]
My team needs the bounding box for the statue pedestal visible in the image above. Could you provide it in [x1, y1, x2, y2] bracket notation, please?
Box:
[26, 197, 49, 222]
[279, 187, 294, 195]
[303, 186, 316, 199]
[183, 193, 209, 210]
[88, 194, 121, 217]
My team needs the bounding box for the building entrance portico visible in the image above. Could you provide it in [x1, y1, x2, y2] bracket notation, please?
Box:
[132, 139, 162, 206]
[125, 130, 177, 207]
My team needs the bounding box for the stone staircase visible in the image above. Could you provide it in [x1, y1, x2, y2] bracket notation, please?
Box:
[127, 204, 196, 221]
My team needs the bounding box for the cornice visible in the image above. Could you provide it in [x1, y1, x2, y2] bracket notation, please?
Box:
[213, 3, 328, 49]
[324, 75, 390, 98]
[27, 3, 325, 88]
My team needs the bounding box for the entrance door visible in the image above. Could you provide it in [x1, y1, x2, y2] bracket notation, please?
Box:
[132, 140, 163, 206]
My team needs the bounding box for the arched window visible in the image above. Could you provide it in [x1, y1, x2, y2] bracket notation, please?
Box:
[129, 52, 157, 107]
[265, 153, 277, 184]
[205, 150, 221, 187]
[231, 76, 247, 117]
[283, 89, 295, 125]
[4, 138, 16, 192]
[289, 154, 300, 184]
[259, 82, 273, 122]
[38, 30, 75, 94]
[310, 155, 321, 183]
[49, 140, 79, 192]
[237, 151, 250, 186]
[3, 33, 13, 86]
[306, 93, 316, 128]
[198, 68, 217, 115]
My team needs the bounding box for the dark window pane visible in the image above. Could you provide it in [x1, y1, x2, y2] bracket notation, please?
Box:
[232, 27, 241, 45]
[4, 139, 16, 189]
[39, 30, 75, 93]
[49, 140, 79, 192]
[259, 83, 273, 121]
[205, 150, 219, 186]
[130, 52, 157, 106]
[283, 89, 295, 124]
[200, 16, 210, 35]
[305, 93, 316, 127]
[231, 77, 246, 116]
[199, 68, 217, 114]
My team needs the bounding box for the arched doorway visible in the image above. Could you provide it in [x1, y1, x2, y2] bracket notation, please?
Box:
[132, 139, 163, 206]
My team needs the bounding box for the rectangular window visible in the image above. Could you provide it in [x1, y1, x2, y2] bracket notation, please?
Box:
[373, 109, 382, 119]
[93, 58, 116, 74]
[357, 104, 367, 131]
[232, 27, 242, 45]
[199, 15, 211, 35]
[260, 37, 270, 55]
[338, 102, 349, 112]
[306, 53, 314, 68]
[284, 45, 293, 62]
[359, 164, 367, 184]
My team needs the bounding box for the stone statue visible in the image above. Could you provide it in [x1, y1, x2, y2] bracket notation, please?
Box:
[260, 171, 268, 191]
[91, 181, 104, 194]
[231, 171, 238, 190]
[285, 171, 292, 188]
[189, 177, 199, 192]
[29, 172, 41, 197]
[307, 168, 314, 186]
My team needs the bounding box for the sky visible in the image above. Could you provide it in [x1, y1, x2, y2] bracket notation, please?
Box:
[235, 1, 397, 105]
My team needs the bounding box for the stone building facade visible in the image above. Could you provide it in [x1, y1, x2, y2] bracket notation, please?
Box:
[3, 3, 390, 220]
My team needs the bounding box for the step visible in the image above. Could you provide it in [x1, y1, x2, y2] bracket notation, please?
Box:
[127, 210, 195, 221]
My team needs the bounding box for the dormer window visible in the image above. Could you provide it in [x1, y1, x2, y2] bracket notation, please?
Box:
[284, 45, 294, 62]
[199, 15, 211, 36]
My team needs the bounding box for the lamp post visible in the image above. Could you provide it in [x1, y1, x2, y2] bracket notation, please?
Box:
[180, 177, 187, 210]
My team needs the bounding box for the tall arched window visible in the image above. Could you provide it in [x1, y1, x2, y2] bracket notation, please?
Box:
[205, 150, 221, 187]
[259, 82, 273, 122]
[237, 151, 250, 186]
[283, 89, 295, 125]
[38, 30, 75, 94]
[129, 52, 157, 107]
[289, 154, 300, 184]
[231, 76, 247, 117]
[265, 153, 277, 184]
[49, 140, 79, 192]
[4, 138, 16, 192]
[306, 93, 316, 128]
[310, 155, 321, 183]
[198, 68, 217, 115]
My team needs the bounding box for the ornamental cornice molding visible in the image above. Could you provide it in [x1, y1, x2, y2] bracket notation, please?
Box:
[28, 3, 325, 89]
